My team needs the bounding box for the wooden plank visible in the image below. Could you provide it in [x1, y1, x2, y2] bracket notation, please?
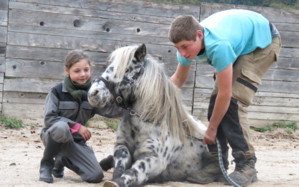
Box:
[0, 56, 5, 73]
[2, 102, 44, 119]
[275, 22, 299, 33]
[8, 25, 170, 46]
[3, 91, 46, 104]
[248, 105, 299, 114]
[0, 0, 8, 10]
[12, 0, 200, 18]
[9, 9, 170, 37]
[255, 91, 299, 99]
[200, 3, 299, 24]
[180, 87, 193, 108]
[253, 95, 299, 107]
[195, 75, 215, 89]
[4, 78, 60, 93]
[280, 31, 299, 48]
[263, 68, 299, 81]
[273, 57, 299, 69]
[0, 26, 7, 43]
[280, 48, 299, 59]
[5, 59, 64, 79]
[192, 108, 208, 121]
[6, 46, 110, 64]
[6, 46, 67, 62]
[0, 10, 7, 26]
[0, 43, 5, 56]
[0, 72, 4, 84]
[7, 32, 176, 58]
[0, 84, 2, 102]
[9, 1, 175, 25]
[5, 58, 107, 79]
[258, 80, 299, 93]
[0, 0, 7, 26]
[258, 7, 299, 24]
[247, 111, 299, 121]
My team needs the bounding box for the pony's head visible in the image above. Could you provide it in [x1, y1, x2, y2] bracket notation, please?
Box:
[89, 43, 206, 141]
[88, 44, 146, 109]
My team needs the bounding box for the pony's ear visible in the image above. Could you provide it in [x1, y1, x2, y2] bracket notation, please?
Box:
[134, 44, 147, 62]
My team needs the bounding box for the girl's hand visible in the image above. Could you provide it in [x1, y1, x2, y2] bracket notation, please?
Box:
[78, 125, 92, 141]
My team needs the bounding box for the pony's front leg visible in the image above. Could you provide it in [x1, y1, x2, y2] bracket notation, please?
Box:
[112, 144, 132, 180]
[113, 155, 161, 187]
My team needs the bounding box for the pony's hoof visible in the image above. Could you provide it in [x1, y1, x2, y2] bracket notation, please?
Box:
[103, 181, 119, 187]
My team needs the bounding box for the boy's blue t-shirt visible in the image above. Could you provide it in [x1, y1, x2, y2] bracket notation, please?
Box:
[177, 9, 272, 72]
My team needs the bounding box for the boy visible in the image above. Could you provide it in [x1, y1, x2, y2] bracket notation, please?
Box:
[169, 9, 281, 186]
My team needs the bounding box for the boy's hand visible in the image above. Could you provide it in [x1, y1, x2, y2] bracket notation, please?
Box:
[203, 126, 217, 144]
[78, 125, 91, 141]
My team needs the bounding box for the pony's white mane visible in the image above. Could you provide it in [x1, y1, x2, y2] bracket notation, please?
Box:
[136, 55, 201, 141]
[108, 45, 138, 81]
[110, 45, 206, 141]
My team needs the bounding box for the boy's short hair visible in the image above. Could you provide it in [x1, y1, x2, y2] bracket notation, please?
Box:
[169, 15, 203, 44]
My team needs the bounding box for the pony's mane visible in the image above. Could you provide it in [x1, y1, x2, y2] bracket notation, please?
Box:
[109, 45, 203, 141]
[108, 45, 138, 81]
[135, 55, 200, 141]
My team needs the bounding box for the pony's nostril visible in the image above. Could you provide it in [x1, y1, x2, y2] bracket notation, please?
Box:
[94, 90, 99, 96]
[91, 90, 99, 97]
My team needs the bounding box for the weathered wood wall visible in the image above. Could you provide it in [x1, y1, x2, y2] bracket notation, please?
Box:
[0, 0, 7, 113]
[1, 0, 298, 126]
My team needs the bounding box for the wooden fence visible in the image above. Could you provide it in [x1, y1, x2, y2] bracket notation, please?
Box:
[0, 0, 298, 126]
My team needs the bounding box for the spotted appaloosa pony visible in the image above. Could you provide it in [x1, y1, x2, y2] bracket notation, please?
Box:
[88, 44, 215, 187]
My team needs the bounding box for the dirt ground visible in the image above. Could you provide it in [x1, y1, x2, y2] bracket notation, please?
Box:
[0, 118, 299, 187]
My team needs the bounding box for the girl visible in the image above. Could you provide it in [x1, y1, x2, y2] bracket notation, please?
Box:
[39, 50, 123, 183]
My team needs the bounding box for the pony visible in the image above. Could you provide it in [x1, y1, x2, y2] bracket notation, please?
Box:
[88, 44, 219, 187]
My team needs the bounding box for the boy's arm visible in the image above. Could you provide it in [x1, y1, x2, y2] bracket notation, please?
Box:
[171, 64, 191, 88]
[203, 64, 233, 144]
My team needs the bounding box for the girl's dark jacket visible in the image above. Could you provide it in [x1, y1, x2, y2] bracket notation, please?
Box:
[43, 82, 123, 131]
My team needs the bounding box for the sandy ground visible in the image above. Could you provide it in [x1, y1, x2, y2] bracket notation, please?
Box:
[0, 118, 299, 187]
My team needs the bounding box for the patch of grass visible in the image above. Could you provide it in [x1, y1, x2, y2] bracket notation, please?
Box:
[272, 121, 298, 132]
[250, 124, 273, 132]
[87, 115, 120, 130]
[0, 115, 25, 129]
[105, 118, 120, 131]
[251, 122, 298, 134]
